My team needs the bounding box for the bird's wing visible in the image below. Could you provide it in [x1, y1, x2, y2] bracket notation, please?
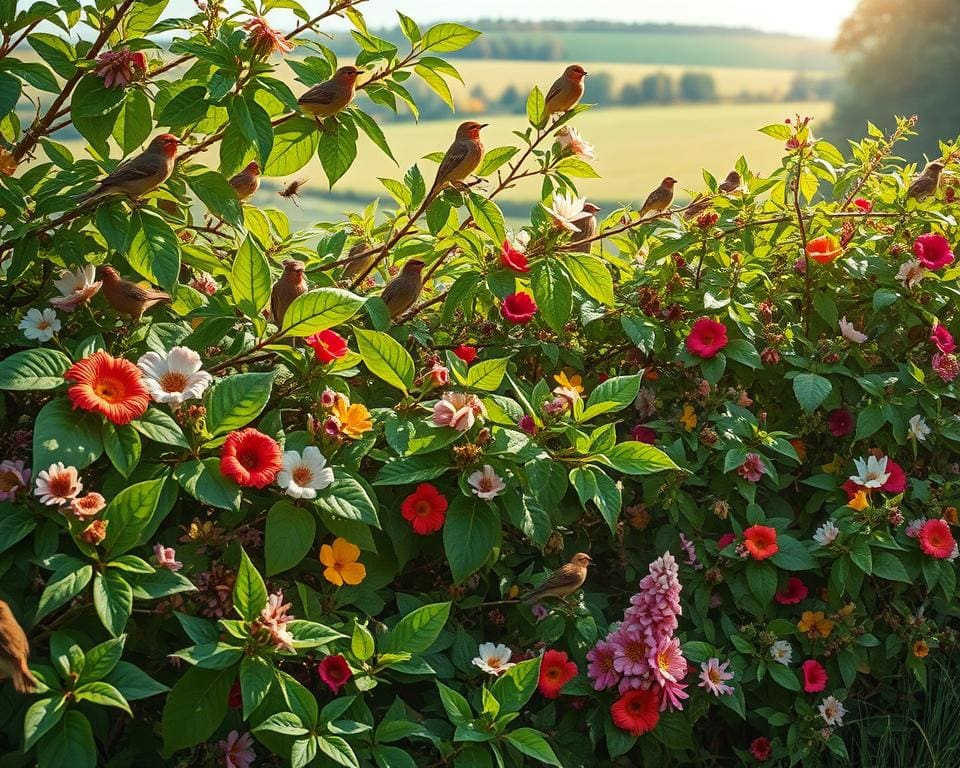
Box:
[522, 563, 582, 601]
[99, 155, 164, 188]
[544, 76, 565, 106]
[298, 81, 339, 105]
[432, 140, 474, 192]
[0, 617, 28, 662]
[120, 282, 169, 302]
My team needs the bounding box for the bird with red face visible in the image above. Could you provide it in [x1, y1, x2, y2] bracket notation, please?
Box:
[298, 65, 364, 122]
[544, 64, 588, 116]
[230, 161, 261, 201]
[639, 177, 678, 218]
[79, 133, 179, 206]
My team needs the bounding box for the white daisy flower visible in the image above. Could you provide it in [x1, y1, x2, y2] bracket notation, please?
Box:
[541, 192, 590, 232]
[276, 446, 334, 499]
[49, 264, 102, 311]
[18, 308, 61, 342]
[818, 695, 847, 726]
[467, 464, 506, 500]
[813, 521, 840, 547]
[471, 642, 515, 676]
[839, 317, 867, 344]
[908, 414, 931, 442]
[769, 640, 793, 666]
[137, 346, 213, 405]
[849, 455, 890, 488]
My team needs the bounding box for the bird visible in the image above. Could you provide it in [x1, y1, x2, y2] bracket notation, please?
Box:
[380, 258, 424, 320]
[78, 133, 179, 206]
[298, 65, 364, 123]
[684, 170, 742, 218]
[341, 241, 375, 282]
[544, 64, 588, 117]
[570, 202, 600, 252]
[521, 552, 592, 604]
[426, 121, 487, 202]
[0, 600, 37, 694]
[97, 265, 171, 321]
[229, 161, 261, 201]
[270, 259, 307, 327]
[907, 161, 944, 200]
[639, 177, 678, 218]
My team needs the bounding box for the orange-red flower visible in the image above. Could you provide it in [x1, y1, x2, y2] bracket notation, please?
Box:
[806, 235, 841, 265]
[743, 524, 778, 560]
[220, 429, 282, 488]
[243, 16, 293, 57]
[400, 483, 448, 535]
[918, 519, 956, 559]
[610, 688, 660, 736]
[538, 649, 577, 698]
[305, 329, 349, 364]
[65, 351, 150, 425]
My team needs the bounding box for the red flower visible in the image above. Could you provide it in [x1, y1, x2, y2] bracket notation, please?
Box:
[500, 240, 529, 272]
[852, 198, 873, 213]
[610, 688, 660, 736]
[538, 649, 577, 698]
[827, 409, 853, 437]
[685, 317, 728, 359]
[400, 483, 448, 535]
[228, 680, 242, 708]
[243, 16, 293, 56]
[913, 233, 954, 270]
[65, 351, 150, 425]
[501, 292, 538, 324]
[743, 525, 778, 561]
[801, 659, 828, 692]
[94, 48, 148, 88]
[918, 519, 956, 559]
[318, 654, 353, 694]
[220, 428, 282, 488]
[631, 425, 656, 444]
[749, 736, 772, 762]
[305, 329, 349, 364]
[881, 458, 907, 493]
[806, 234, 841, 265]
[453, 345, 478, 364]
[931, 325, 957, 354]
[774, 576, 808, 605]
[717, 533, 736, 550]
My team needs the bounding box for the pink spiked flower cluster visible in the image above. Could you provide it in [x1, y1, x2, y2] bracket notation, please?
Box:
[587, 551, 688, 712]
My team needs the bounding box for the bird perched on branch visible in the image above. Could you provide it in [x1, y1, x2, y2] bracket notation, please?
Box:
[341, 241, 375, 283]
[0, 600, 37, 694]
[229, 161, 261, 201]
[426, 121, 487, 202]
[97, 266, 170, 321]
[570, 202, 601, 252]
[270, 260, 307, 328]
[907, 161, 944, 200]
[544, 64, 588, 117]
[685, 170, 742, 218]
[639, 177, 678, 219]
[78, 134, 179, 206]
[381, 259, 424, 320]
[298, 66, 364, 123]
[522, 552, 592, 604]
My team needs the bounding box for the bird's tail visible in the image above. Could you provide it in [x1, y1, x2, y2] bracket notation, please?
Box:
[75, 184, 111, 208]
[12, 659, 37, 694]
[520, 589, 542, 605]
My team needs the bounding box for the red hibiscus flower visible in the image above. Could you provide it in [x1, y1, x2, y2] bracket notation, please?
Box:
[65, 351, 150, 425]
[717, 533, 736, 550]
[452, 345, 478, 364]
[749, 736, 772, 762]
[400, 483, 448, 535]
[631, 425, 656, 444]
[930, 325, 957, 354]
[852, 198, 873, 213]
[806, 234, 841, 265]
[918, 519, 956, 559]
[220, 428, 282, 488]
[685, 317, 728, 359]
[501, 292, 538, 324]
[318, 654, 353, 694]
[913, 233, 954, 270]
[305, 329, 349, 364]
[610, 688, 660, 736]
[774, 576, 808, 605]
[827, 409, 853, 437]
[801, 659, 828, 693]
[500, 240, 529, 272]
[538, 649, 577, 698]
[743, 525, 778, 561]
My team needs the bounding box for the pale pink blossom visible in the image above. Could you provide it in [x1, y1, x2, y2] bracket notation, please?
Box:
[49, 265, 101, 312]
[698, 658, 735, 696]
[34, 462, 82, 505]
[555, 126, 595, 160]
[219, 730, 255, 768]
[467, 465, 505, 500]
[259, 590, 295, 652]
[154, 543, 183, 572]
[839, 317, 868, 344]
[0, 459, 30, 501]
[432, 391, 485, 432]
[586, 639, 620, 690]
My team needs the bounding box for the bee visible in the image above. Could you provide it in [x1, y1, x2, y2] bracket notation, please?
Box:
[278, 178, 308, 207]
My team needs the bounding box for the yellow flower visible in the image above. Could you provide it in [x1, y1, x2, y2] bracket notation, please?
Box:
[507, 585, 520, 600]
[319, 537, 366, 586]
[912, 639, 929, 658]
[797, 610, 834, 638]
[821, 454, 844, 474]
[331, 396, 373, 439]
[848, 490, 870, 512]
[553, 370, 584, 395]
[837, 602, 856, 618]
[679, 404, 698, 432]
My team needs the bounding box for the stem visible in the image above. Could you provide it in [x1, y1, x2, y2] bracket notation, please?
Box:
[792, 149, 811, 335]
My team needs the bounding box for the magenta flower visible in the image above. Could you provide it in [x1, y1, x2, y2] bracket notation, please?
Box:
[932, 352, 959, 382]
[94, 48, 147, 88]
[611, 628, 651, 677]
[737, 453, 766, 482]
[586, 639, 621, 690]
[931, 325, 957, 354]
[913, 232, 954, 270]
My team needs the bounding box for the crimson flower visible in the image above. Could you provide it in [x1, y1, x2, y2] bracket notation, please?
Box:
[65, 351, 150, 425]
[685, 317, 728, 359]
[827, 409, 853, 437]
[452, 345, 477, 364]
[743, 525, 778, 561]
[305, 329, 349, 364]
[801, 659, 828, 692]
[852, 198, 873, 212]
[228, 681, 242, 709]
[774, 576, 808, 605]
[610, 688, 660, 736]
[220, 429, 282, 488]
[845, 455, 906, 496]
[913, 233, 954, 270]
[930, 325, 956, 354]
[918, 519, 956, 559]
[501, 292, 538, 324]
[500, 239, 529, 272]
[717, 533, 736, 550]
[317, 654, 353, 694]
[538, 649, 577, 698]
[750, 736, 772, 762]
[400, 483, 448, 535]
[631, 425, 656, 444]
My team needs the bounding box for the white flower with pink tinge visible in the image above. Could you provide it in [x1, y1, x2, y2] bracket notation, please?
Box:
[219, 730, 255, 768]
[259, 590, 295, 652]
[34, 462, 82, 506]
[542, 192, 590, 232]
[839, 317, 868, 344]
[137, 346, 212, 405]
[276, 446, 334, 500]
[433, 391, 485, 432]
[49, 265, 102, 312]
[153, 543, 183, 572]
[698, 657, 735, 696]
[471, 642, 515, 676]
[467, 464, 505, 500]
[555, 126, 595, 160]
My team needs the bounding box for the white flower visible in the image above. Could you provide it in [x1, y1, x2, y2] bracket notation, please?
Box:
[948, 542, 959, 562]
[769, 640, 793, 666]
[514, 230, 531, 251]
[905, 519, 924, 538]
[839, 317, 867, 344]
[49, 264, 102, 311]
[813, 521, 840, 547]
[18, 308, 61, 342]
[541, 192, 590, 232]
[467, 464, 506, 500]
[849, 455, 890, 488]
[818, 695, 847, 726]
[896, 258, 927, 289]
[908, 414, 931, 442]
[555, 126, 595, 160]
[276, 446, 334, 499]
[137, 346, 213, 405]
[471, 642, 515, 676]
[34, 462, 82, 506]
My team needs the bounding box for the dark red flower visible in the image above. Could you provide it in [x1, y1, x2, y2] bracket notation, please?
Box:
[228, 680, 242, 708]
[517, 415, 538, 435]
[743, 525, 778, 560]
[685, 318, 728, 359]
[610, 688, 660, 736]
[452, 345, 478, 364]
[774, 576, 808, 605]
[717, 533, 736, 550]
[538, 649, 577, 698]
[913, 233, 954, 270]
[631, 425, 656, 444]
[318, 654, 353, 694]
[220, 429, 282, 488]
[827, 409, 853, 437]
[931, 325, 957, 354]
[852, 198, 873, 213]
[801, 659, 828, 692]
[501, 292, 538, 324]
[400, 483, 448, 535]
[750, 736, 772, 762]
[500, 240, 529, 272]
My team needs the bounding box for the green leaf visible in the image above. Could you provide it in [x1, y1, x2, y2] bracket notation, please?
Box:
[318, 116, 358, 187]
[37, 711, 95, 768]
[563, 253, 614, 306]
[476, 146, 520, 177]
[189, 171, 243, 228]
[746, 561, 778, 605]
[466, 193, 506, 244]
[314, 475, 380, 527]
[266, 501, 317, 576]
[443, 496, 500, 583]
[436, 681, 472, 725]
[793, 373, 831, 413]
[264, 116, 320, 176]
[420, 22, 481, 52]
[281, 288, 364, 337]
[104, 661, 169, 701]
[374, 455, 448, 485]
[351, 621, 375, 661]
[724, 339, 762, 369]
[381, 602, 451, 655]
[491, 657, 541, 714]
[71, 75, 124, 149]
[0, 347, 71, 390]
[855, 405, 885, 441]
[240, 655, 273, 719]
[504, 728, 561, 766]
[570, 466, 622, 534]
[354, 328, 415, 394]
[767, 661, 801, 691]
[526, 86, 546, 128]
[33, 397, 103, 475]
[769, 536, 818, 571]
[351, 108, 396, 162]
[205, 372, 275, 436]
[173, 458, 241, 512]
[132, 407, 190, 448]
[24, 696, 67, 752]
[230, 234, 272, 318]
[161, 666, 234, 755]
[74, 682, 131, 715]
[93, 570, 133, 637]
[233, 547, 268, 622]
[465, 357, 509, 392]
[112, 89, 152, 154]
[531, 259, 572, 334]
[580, 374, 641, 421]
[254, 711, 308, 736]
[594, 441, 679, 475]
[127, 210, 181, 292]
[36, 564, 93, 622]
[0, 505, 36, 554]
[101, 423, 142, 478]
[317, 735, 359, 768]
[102, 477, 165, 558]
[759, 124, 793, 140]
[77, 637, 126, 684]
[872, 551, 911, 583]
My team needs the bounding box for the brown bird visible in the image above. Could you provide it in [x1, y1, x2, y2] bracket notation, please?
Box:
[270, 259, 307, 327]
[79, 133, 179, 206]
[229, 161, 261, 201]
[97, 266, 171, 321]
[639, 177, 678, 218]
[278, 177, 308, 206]
[426, 121, 487, 202]
[544, 64, 588, 117]
[570, 202, 600, 252]
[685, 170, 742, 218]
[341, 241, 375, 282]
[0, 600, 37, 694]
[381, 258, 424, 320]
[298, 66, 364, 123]
[522, 552, 592, 604]
[907, 161, 944, 200]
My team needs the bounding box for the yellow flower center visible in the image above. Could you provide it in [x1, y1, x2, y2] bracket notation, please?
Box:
[93, 376, 125, 403]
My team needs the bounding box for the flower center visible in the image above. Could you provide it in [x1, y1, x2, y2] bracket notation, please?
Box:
[486, 656, 502, 669]
[159, 371, 189, 392]
[48, 474, 73, 497]
[415, 500, 432, 517]
[478, 477, 494, 492]
[292, 466, 313, 486]
[238, 449, 260, 469]
[625, 639, 646, 663]
[0, 472, 16, 492]
[545, 667, 561, 681]
[93, 376, 125, 403]
[708, 669, 722, 684]
[37, 319, 51, 330]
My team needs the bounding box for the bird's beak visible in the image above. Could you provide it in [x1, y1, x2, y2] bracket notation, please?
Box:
[478, 123, 489, 129]
[583, 71, 589, 76]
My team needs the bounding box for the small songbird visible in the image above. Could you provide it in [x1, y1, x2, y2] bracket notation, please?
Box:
[97, 266, 170, 321]
[381, 258, 424, 320]
[298, 65, 364, 123]
[907, 161, 944, 200]
[79, 133, 179, 206]
[639, 177, 678, 218]
[570, 202, 600, 252]
[270, 259, 308, 327]
[229, 161, 261, 201]
[544, 64, 588, 117]
[426, 121, 487, 202]
[0, 600, 37, 694]
[522, 552, 592, 604]
[685, 170, 742, 218]
[341, 241, 375, 282]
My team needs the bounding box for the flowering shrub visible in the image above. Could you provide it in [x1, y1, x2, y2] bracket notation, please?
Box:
[1, 2, 960, 766]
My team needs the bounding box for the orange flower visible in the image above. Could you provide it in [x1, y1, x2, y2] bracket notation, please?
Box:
[789, 439, 807, 462]
[553, 371, 584, 395]
[65, 351, 150, 425]
[330, 396, 373, 439]
[679, 404, 697, 432]
[806, 235, 842, 265]
[912, 639, 929, 658]
[319, 537, 366, 586]
[848, 490, 869, 512]
[798, 610, 834, 638]
[743, 524, 778, 560]
[0, 147, 16, 177]
[944, 506, 958, 525]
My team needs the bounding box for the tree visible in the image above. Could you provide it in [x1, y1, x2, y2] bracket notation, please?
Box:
[588, 72, 616, 107]
[830, 0, 960, 159]
[679, 71, 717, 102]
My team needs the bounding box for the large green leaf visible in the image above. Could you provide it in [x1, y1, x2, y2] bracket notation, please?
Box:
[563, 253, 615, 306]
[32, 397, 103, 476]
[37, 711, 95, 768]
[188, 171, 243, 227]
[381, 602, 451, 655]
[92, 570, 133, 637]
[127, 210, 181, 292]
[491, 657, 541, 713]
[530, 260, 572, 334]
[317, 116, 358, 187]
[0, 347, 71, 390]
[265, 501, 317, 576]
[793, 373, 831, 413]
[173, 458, 242, 512]
[229, 234, 272, 319]
[233, 547, 268, 622]
[314, 475, 380, 528]
[264, 116, 320, 176]
[420, 22, 481, 52]
[354, 328, 415, 394]
[593, 441, 679, 475]
[161, 666, 235, 755]
[101, 478, 165, 558]
[204, 371, 275, 436]
[504, 728, 561, 767]
[579, 374, 641, 421]
[443, 496, 500, 583]
[111, 89, 152, 154]
[281, 289, 364, 337]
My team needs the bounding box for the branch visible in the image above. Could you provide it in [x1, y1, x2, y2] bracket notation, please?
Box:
[791, 149, 811, 335]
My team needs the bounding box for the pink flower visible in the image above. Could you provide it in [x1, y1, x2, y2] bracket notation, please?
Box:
[189, 273, 218, 295]
[243, 16, 293, 56]
[69, 493, 106, 519]
[611, 628, 651, 677]
[586, 639, 621, 690]
[501, 292, 538, 324]
[517, 415, 538, 435]
[678, 533, 701, 570]
[827, 409, 853, 437]
[650, 636, 687, 687]
[737, 453, 766, 483]
[913, 233, 954, 270]
[94, 48, 147, 88]
[931, 325, 957, 354]
[425, 362, 449, 387]
[432, 391, 485, 432]
[905, 519, 925, 538]
[659, 678, 689, 712]
[801, 659, 828, 693]
[918, 519, 956, 559]
[153, 543, 183, 572]
[839, 317, 867, 344]
[774, 577, 808, 605]
[259, 590, 295, 652]
[34, 462, 82, 506]
[698, 657, 735, 696]
[318, 654, 353, 694]
[685, 318, 728, 359]
[717, 533, 736, 550]
[0, 459, 31, 501]
[219, 730, 255, 768]
[932, 352, 959, 382]
[631, 425, 656, 444]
